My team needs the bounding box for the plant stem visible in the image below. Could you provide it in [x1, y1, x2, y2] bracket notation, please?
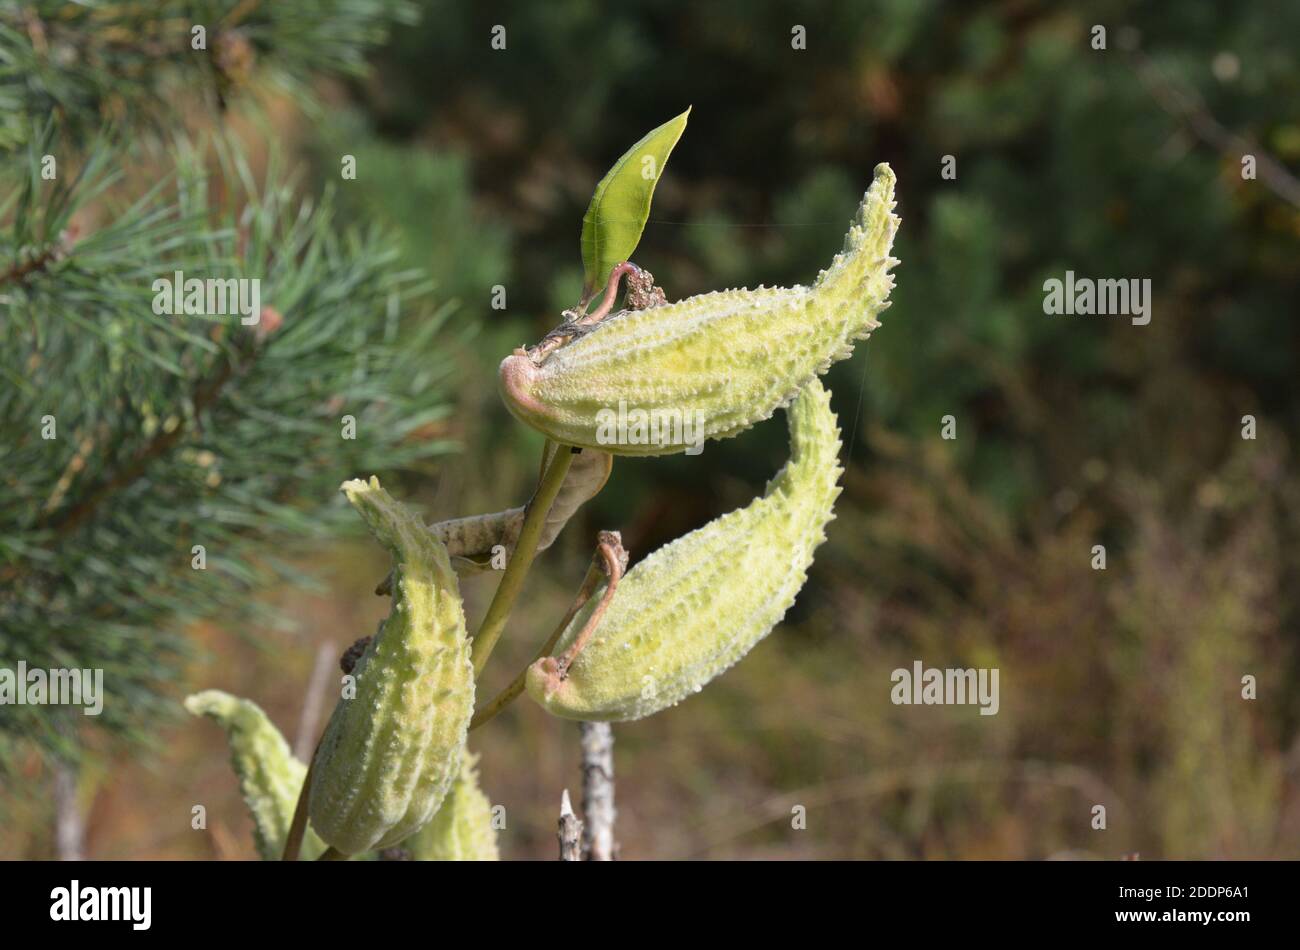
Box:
[282, 751, 316, 861]
[317, 846, 347, 861]
[579, 721, 617, 861]
[552, 537, 624, 674]
[470, 446, 576, 677]
[490, 532, 627, 716]
[557, 789, 583, 861]
[469, 559, 603, 731]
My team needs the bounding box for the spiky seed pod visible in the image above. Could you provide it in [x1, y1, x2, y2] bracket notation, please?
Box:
[526, 379, 842, 721]
[184, 690, 326, 860]
[309, 477, 474, 855]
[405, 751, 500, 861]
[500, 164, 899, 456]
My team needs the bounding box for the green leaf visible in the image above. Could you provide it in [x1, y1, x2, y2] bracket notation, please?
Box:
[580, 107, 690, 300]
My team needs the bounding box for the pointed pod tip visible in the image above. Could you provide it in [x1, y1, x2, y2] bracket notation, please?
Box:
[340, 476, 374, 495]
[183, 690, 222, 717]
[184, 689, 247, 723]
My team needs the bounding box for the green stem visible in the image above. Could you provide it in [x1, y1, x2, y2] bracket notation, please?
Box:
[469, 559, 603, 731]
[470, 445, 576, 677]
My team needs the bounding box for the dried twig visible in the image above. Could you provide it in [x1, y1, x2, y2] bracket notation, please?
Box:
[1125, 44, 1300, 210]
[294, 640, 336, 762]
[579, 721, 617, 861]
[557, 788, 583, 861]
[53, 760, 85, 861]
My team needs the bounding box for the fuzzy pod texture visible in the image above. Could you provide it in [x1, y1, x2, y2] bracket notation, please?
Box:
[309, 477, 474, 855]
[500, 163, 898, 455]
[184, 690, 327, 860]
[526, 378, 842, 720]
[405, 751, 500, 861]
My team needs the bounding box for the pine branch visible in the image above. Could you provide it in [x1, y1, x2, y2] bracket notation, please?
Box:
[46, 337, 244, 538]
[0, 129, 460, 761]
[0, 1, 418, 150]
[1, 241, 62, 285]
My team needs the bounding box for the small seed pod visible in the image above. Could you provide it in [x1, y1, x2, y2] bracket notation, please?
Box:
[526, 378, 842, 720]
[184, 690, 327, 860]
[309, 477, 474, 855]
[500, 164, 899, 455]
[405, 751, 499, 861]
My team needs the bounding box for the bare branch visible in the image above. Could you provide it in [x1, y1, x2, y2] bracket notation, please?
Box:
[580, 721, 617, 861]
[53, 761, 85, 861]
[558, 788, 583, 861]
[294, 639, 336, 762]
[1125, 44, 1300, 210]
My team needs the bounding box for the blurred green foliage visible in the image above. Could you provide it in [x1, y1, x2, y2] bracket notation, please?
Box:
[6, 0, 1299, 859]
[325, 0, 1298, 858]
[0, 2, 445, 766]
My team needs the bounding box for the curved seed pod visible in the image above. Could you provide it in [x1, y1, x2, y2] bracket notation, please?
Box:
[309, 477, 474, 855]
[526, 378, 842, 721]
[405, 751, 499, 861]
[184, 690, 327, 860]
[374, 447, 612, 591]
[500, 164, 898, 455]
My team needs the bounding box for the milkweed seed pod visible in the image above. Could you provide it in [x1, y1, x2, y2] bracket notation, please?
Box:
[500, 164, 899, 455]
[405, 751, 500, 861]
[526, 379, 842, 720]
[184, 690, 327, 860]
[309, 477, 474, 855]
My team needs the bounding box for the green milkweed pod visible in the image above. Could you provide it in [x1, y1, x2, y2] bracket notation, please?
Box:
[309, 477, 474, 855]
[526, 378, 842, 721]
[184, 690, 327, 860]
[405, 751, 500, 861]
[499, 164, 898, 455]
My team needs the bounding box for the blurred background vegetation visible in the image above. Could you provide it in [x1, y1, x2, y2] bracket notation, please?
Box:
[3, 0, 1299, 859]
